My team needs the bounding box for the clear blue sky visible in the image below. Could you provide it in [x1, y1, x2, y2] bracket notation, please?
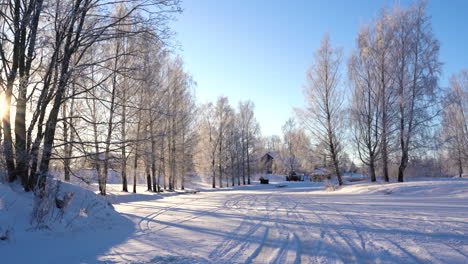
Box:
[171, 0, 468, 136]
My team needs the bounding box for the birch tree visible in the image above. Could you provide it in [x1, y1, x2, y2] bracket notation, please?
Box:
[214, 97, 233, 188]
[392, 1, 441, 182]
[349, 28, 382, 182]
[238, 100, 258, 185]
[442, 70, 468, 177]
[196, 103, 219, 188]
[281, 118, 299, 173]
[297, 35, 344, 185]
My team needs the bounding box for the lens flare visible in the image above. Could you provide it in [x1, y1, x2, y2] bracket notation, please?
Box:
[0, 92, 7, 120]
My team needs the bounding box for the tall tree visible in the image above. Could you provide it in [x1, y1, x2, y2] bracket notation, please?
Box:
[349, 27, 382, 182]
[238, 101, 257, 185]
[281, 118, 299, 174]
[374, 10, 396, 182]
[442, 70, 468, 177]
[392, 1, 441, 182]
[214, 97, 232, 188]
[297, 35, 344, 185]
[0, 0, 45, 188]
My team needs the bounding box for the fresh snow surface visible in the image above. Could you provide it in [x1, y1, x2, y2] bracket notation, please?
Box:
[1, 178, 467, 264]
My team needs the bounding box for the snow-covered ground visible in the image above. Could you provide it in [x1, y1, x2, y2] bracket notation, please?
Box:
[1, 178, 467, 263]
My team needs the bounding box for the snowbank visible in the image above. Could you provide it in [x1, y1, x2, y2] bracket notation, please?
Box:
[0, 181, 134, 264]
[334, 178, 468, 198]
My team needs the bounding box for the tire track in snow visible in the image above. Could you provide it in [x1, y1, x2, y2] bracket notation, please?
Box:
[209, 195, 267, 263]
[247, 196, 304, 264]
[150, 193, 253, 234]
[150, 203, 226, 233]
[307, 200, 369, 263]
[270, 199, 302, 264]
[137, 195, 203, 231]
[331, 200, 465, 263]
[250, 197, 288, 264]
[287, 197, 349, 263]
[231, 194, 273, 264]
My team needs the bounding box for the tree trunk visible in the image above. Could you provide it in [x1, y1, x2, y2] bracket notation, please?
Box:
[237, 155, 241, 186]
[398, 143, 408, 183]
[62, 102, 70, 182]
[121, 88, 128, 192]
[146, 163, 152, 191]
[212, 153, 216, 188]
[381, 100, 389, 183]
[457, 143, 464, 178]
[231, 155, 235, 186]
[101, 36, 123, 195]
[330, 141, 343, 186]
[150, 121, 157, 192]
[170, 118, 176, 190]
[133, 127, 141, 193]
[369, 158, 376, 182]
[38, 55, 74, 191]
[3, 89, 16, 183]
[218, 136, 223, 188]
[247, 137, 251, 185]
[133, 152, 138, 193]
[242, 138, 246, 185]
[181, 131, 186, 190]
[14, 78, 28, 188]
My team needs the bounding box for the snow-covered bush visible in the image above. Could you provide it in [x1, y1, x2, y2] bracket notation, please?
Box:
[324, 181, 340, 191]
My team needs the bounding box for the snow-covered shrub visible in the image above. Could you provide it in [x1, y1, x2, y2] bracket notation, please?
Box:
[31, 180, 64, 229]
[28, 178, 119, 232]
[324, 181, 340, 191]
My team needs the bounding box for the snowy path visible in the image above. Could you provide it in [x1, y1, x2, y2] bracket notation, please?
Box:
[100, 181, 468, 264]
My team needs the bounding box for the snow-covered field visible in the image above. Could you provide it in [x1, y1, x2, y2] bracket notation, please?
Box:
[1, 178, 467, 263]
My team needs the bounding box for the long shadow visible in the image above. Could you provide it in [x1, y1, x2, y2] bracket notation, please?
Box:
[106, 190, 200, 205]
[192, 181, 325, 193]
[128, 214, 451, 264]
[42, 179, 463, 263]
[137, 205, 468, 241]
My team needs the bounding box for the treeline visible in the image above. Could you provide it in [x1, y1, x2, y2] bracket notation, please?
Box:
[0, 0, 194, 196]
[277, 1, 466, 184]
[348, 1, 466, 182]
[262, 119, 356, 178]
[195, 98, 260, 188]
[0, 0, 264, 197]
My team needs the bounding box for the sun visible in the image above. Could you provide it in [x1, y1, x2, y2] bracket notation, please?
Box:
[0, 91, 7, 120]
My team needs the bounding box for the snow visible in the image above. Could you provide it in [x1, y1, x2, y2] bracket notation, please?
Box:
[342, 173, 366, 182]
[311, 168, 333, 175]
[1, 177, 467, 263]
[0, 181, 134, 264]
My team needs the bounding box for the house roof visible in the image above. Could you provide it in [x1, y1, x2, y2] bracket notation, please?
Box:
[263, 152, 277, 159]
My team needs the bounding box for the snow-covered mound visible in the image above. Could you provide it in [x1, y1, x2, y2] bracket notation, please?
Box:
[0, 181, 134, 264]
[335, 178, 468, 198]
[0, 181, 125, 233]
[452, 173, 468, 178]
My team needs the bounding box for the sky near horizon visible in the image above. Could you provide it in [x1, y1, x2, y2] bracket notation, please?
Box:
[171, 0, 468, 136]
